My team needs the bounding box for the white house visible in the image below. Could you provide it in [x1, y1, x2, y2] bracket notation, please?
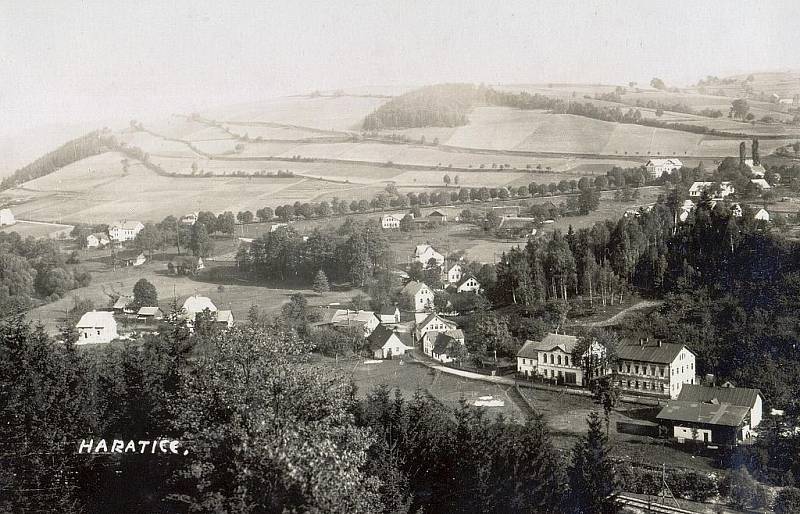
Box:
[413, 244, 445, 268]
[367, 325, 415, 359]
[117, 250, 146, 267]
[76, 311, 118, 344]
[754, 208, 770, 222]
[0, 208, 16, 226]
[689, 181, 734, 199]
[646, 158, 683, 179]
[328, 309, 380, 336]
[109, 220, 144, 242]
[515, 333, 605, 386]
[215, 310, 235, 328]
[417, 312, 459, 344]
[423, 329, 465, 361]
[401, 281, 434, 312]
[378, 305, 401, 324]
[182, 295, 218, 321]
[615, 340, 696, 399]
[381, 214, 402, 229]
[455, 275, 481, 293]
[446, 263, 464, 284]
[750, 178, 771, 190]
[86, 233, 110, 248]
[181, 212, 198, 225]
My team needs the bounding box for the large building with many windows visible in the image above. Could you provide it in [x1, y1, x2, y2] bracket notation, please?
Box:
[614, 340, 696, 399]
[516, 333, 605, 386]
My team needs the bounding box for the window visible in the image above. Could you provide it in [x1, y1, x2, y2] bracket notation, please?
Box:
[660, 367, 664, 377]
[565, 356, 570, 367]
[557, 355, 562, 365]
[626, 364, 631, 373]
[635, 365, 639, 374]
[96, 330, 101, 336]
[550, 354, 554, 364]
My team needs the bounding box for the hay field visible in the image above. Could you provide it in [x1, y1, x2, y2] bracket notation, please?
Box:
[21, 152, 132, 192]
[0, 220, 73, 239]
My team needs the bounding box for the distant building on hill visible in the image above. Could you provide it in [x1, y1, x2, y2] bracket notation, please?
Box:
[0, 208, 16, 226]
[689, 181, 734, 198]
[645, 158, 683, 179]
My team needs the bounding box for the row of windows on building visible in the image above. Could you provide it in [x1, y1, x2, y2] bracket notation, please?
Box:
[618, 378, 694, 392]
[520, 354, 571, 367]
[618, 362, 694, 377]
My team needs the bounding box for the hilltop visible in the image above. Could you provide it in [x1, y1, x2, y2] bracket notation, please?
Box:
[1, 79, 798, 227]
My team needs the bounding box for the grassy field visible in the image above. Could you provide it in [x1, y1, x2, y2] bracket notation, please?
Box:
[24, 246, 362, 336]
[0, 220, 73, 239]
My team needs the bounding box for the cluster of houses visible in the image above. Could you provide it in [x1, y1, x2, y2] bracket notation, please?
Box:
[75, 294, 233, 345]
[380, 210, 448, 230]
[678, 198, 771, 223]
[86, 220, 145, 248]
[516, 332, 764, 447]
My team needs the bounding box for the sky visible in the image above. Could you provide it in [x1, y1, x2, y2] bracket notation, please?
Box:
[0, 0, 798, 157]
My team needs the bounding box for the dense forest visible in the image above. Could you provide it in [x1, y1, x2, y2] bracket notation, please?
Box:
[362, 84, 481, 130]
[0, 132, 107, 191]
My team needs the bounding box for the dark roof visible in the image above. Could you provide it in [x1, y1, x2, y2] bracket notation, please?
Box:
[616, 342, 689, 364]
[656, 400, 750, 427]
[367, 325, 413, 350]
[418, 312, 456, 329]
[427, 210, 447, 218]
[116, 249, 144, 260]
[677, 384, 761, 409]
[456, 274, 479, 288]
[521, 333, 578, 354]
[432, 333, 462, 355]
[170, 255, 202, 266]
[517, 340, 540, 359]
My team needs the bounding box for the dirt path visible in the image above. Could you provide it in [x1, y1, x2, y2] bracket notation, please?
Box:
[570, 299, 664, 328]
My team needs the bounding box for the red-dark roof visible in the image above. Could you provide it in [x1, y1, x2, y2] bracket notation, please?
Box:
[677, 385, 761, 409]
[657, 400, 749, 427]
[616, 342, 688, 364]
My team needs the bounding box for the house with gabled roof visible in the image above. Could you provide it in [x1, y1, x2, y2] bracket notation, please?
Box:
[378, 305, 401, 324]
[86, 232, 110, 248]
[401, 280, 434, 312]
[137, 306, 164, 321]
[515, 333, 605, 386]
[367, 325, 415, 359]
[116, 249, 146, 267]
[614, 339, 696, 398]
[380, 214, 402, 229]
[416, 312, 458, 342]
[657, 384, 764, 446]
[182, 295, 217, 321]
[743, 158, 766, 178]
[168, 256, 204, 275]
[455, 275, 481, 293]
[413, 244, 445, 268]
[76, 311, 118, 344]
[689, 181, 734, 199]
[427, 210, 447, 223]
[446, 263, 464, 284]
[422, 328, 464, 359]
[430, 332, 467, 363]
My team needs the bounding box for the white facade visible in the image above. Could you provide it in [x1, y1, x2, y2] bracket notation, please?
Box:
[447, 263, 463, 284]
[689, 182, 734, 198]
[616, 345, 695, 399]
[417, 313, 457, 341]
[646, 158, 683, 179]
[381, 214, 401, 229]
[109, 221, 144, 242]
[182, 295, 218, 320]
[76, 311, 118, 345]
[754, 208, 770, 222]
[402, 281, 434, 312]
[413, 245, 445, 268]
[0, 209, 16, 226]
[373, 333, 413, 359]
[86, 234, 109, 248]
[456, 276, 481, 293]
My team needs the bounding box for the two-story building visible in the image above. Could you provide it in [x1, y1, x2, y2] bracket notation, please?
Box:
[401, 281, 434, 312]
[446, 263, 463, 284]
[645, 158, 683, 179]
[109, 220, 144, 242]
[416, 312, 458, 342]
[455, 275, 481, 293]
[516, 333, 605, 386]
[380, 214, 402, 229]
[615, 340, 696, 398]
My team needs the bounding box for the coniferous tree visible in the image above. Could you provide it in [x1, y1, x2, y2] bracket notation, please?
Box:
[568, 411, 618, 514]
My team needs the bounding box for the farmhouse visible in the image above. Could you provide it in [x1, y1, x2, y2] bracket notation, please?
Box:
[645, 158, 683, 179]
[446, 263, 463, 284]
[137, 306, 164, 321]
[86, 232, 110, 248]
[112, 295, 135, 315]
[76, 311, 118, 345]
[515, 333, 605, 386]
[614, 340, 696, 399]
[0, 208, 16, 226]
[401, 281, 434, 312]
[657, 385, 763, 446]
[750, 178, 771, 190]
[689, 181, 734, 198]
[380, 214, 402, 229]
[109, 220, 144, 242]
[168, 256, 204, 275]
[181, 212, 198, 225]
[497, 216, 537, 236]
[330, 309, 380, 336]
[367, 325, 414, 359]
[427, 210, 447, 223]
[116, 250, 146, 267]
[455, 275, 481, 293]
[413, 244, 445, 268]
[378, 305, 401, 324]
